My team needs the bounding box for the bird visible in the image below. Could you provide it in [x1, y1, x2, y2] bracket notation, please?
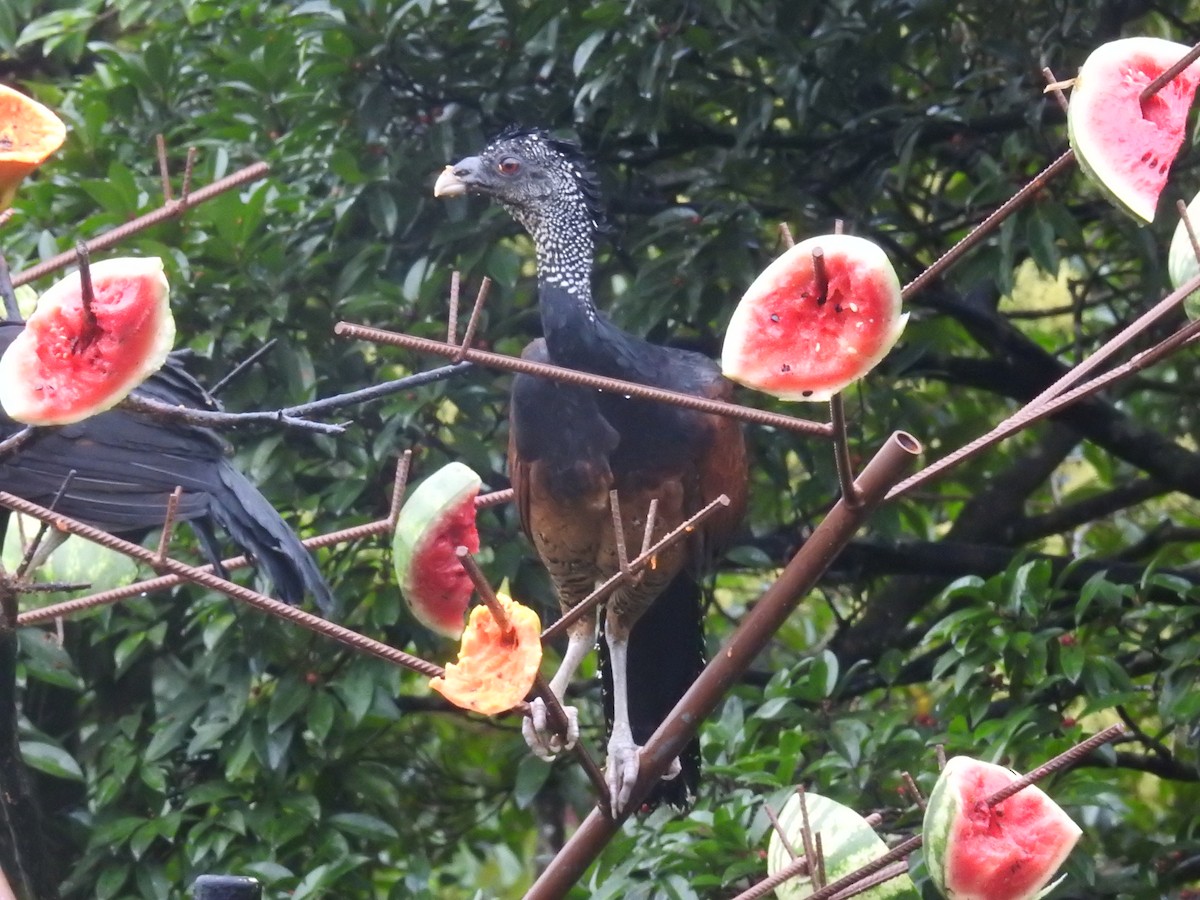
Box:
[434, 127, 748, 813]
[0, 318, 335, 613]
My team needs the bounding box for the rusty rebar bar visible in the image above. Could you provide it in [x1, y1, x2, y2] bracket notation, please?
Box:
[155, 134, 172, 201]
[901, 150, 1075, 302]
[763, 802, 801, 863]
[153, 487, 184, 564]
[888, 272, 1200, 500]
[334, 322, 833, 438]
[16, 484, 510, 627]
[0, 491, 448, 678]
[1139, 39, 1200, 104]
[0, 428, 36, 461]
[811, 248, 828, 306]
[524, 430, 921, 899]
[446, 271, 461, 344]
[1041, 67, 1070, 112]
[12, 162, 272, 287]
[15, 517, 393, 626]
[540, 495, 731, 643]
[453, 277, 491, 363]
[387, 451, 413, 527]
[829, 395, 861, 506]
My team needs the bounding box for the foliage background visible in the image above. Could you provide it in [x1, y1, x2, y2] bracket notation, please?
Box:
[2, 0, 1200, 896]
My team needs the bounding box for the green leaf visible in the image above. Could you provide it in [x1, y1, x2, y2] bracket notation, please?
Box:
[20, 740, 83, 781]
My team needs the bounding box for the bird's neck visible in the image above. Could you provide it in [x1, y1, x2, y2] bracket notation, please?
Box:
[526, 216, 618, 368]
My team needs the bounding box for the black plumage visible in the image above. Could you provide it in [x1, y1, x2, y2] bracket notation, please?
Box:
[0, 320, 334, 612]
[435, 128, 747, 812]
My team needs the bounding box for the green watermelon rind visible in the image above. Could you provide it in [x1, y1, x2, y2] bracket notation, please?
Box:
[392, 461, 482, 639]
[766, 791, 920, 900]
[921, 756, 1083, 900]
[722, 233, 906, 403]
[0, 256, 174, 426]
[1167, 187, 1200, 320]
[1067, 37, 1200, 225]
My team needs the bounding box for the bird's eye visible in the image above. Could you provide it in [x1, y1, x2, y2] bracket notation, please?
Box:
[498, 158, 521, 175]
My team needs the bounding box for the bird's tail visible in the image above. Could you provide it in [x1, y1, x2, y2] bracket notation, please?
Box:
[600, 572, 704, 811]
[198, 460, 335, 614]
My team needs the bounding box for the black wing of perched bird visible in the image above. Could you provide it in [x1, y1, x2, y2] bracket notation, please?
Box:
[435, 127, 748, 813]
[0, 320, 334, 613]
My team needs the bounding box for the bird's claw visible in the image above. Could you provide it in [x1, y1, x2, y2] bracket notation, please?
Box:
[521, 697, 579, 761]
[606, 741, 642, 815]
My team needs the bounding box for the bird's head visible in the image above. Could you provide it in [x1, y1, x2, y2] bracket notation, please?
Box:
[433, 127, 606, 240]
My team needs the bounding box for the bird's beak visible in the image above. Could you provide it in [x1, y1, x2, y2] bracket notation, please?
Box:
[433, 165, 468, 198]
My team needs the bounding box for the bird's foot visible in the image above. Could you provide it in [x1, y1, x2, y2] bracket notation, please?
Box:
[521, 697, 579, 761]
[605, 740, 684, 814]
[606, 736, 643, 815]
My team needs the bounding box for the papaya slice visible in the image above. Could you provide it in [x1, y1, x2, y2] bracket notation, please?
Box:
[0, 84, 67, 211]
[722, 234, 905, 401]
[392, 462, 482, 638]
[0, 257, 174, 426]
[429, 593, 542, 716]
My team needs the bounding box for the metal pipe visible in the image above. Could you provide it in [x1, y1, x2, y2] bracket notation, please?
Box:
[524, 430, 921, 900]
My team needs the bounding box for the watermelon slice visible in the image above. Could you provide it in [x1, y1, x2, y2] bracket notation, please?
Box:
[722, 234, 905, 401]
[1167, 187, 1200, 320]
[0, 257, 174, 426]
[766, 791, 920, 900]
[1068, 37, 1200, 224]
[392, 461, 482, 638]
[0, 84, 67, 212]
[923, 756, 1083, 900]
[429, 592, 543, 715]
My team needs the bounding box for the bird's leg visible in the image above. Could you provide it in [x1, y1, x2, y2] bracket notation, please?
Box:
[602, 622, 639, 813]
[522, 614, 592, 760]
[603, 607, 682, 814]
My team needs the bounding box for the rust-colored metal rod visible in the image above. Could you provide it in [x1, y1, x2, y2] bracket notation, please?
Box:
[1041, 67, 1070, 112]
[18, 483, 509, 627]
[17, 518, 395, 626]
[453, 277, 491, 363]
[455, 546, 515, 639]
[18, 475, 504, 628]
[454, 546, 612, 808]
[733, 723, 1126, 900]
[0, 427, 36, 462]
[888, 271, 1200, 500]
[12, 161, 272, 287]
[0, 493, 447, 679]
[446, 271, 461, 344]
[540, 495, 730, 643]
[477, 487, 514, 508]
[334, 322, 833, 439]
[827, 862, 911, 900]
[829, 394, 861, 507]
[1139, 39, 1200, 103]
[524, 431, 921, 900]
[901, 150, 1075, 302]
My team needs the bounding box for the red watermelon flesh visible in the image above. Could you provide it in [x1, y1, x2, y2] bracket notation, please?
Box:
[923, 756, 1083, 900]
[0, 256, 173, 426]
[392, 462, 482, 639]
[1068, 37, 1200, 224]
[721, 234, 905, 402]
